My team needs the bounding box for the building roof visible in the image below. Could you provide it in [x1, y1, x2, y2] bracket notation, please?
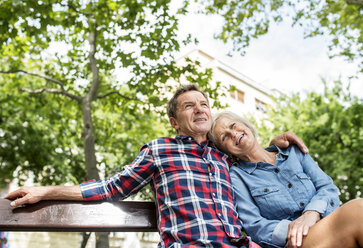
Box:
[178, 49, 273, 97]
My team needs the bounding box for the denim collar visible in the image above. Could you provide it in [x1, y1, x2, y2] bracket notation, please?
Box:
[234, 145, 290, 174]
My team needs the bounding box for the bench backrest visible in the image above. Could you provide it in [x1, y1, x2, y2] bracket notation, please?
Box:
[0, 199, 157, 232]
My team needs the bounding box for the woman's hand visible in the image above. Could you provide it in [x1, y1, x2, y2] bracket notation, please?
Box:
[269, 132, 309, 154]
[286, 211, 321, 248]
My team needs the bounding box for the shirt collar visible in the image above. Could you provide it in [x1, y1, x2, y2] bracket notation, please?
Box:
[175, 135, 212, 146]
[176, 135, 193, 141]
[234, 145, 290, 174]
[265, 145, 289, 157]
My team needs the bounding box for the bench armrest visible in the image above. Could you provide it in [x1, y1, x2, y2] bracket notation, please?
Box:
[0, 199, 157, 232]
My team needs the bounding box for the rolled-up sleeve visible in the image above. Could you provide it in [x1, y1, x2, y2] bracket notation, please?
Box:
[271, 219, 290, 246]
[80, 145, 155, 201]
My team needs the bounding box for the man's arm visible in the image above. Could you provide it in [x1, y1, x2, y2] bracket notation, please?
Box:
[4, 185, 83, 207]
[270, 131, 309, 153]
[5, 142, 156, 207]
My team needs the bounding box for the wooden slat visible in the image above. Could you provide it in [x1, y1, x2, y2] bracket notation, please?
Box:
[0, 199, 157, 232]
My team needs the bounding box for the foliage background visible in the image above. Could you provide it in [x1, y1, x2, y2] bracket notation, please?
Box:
[249, 80, 362, 203]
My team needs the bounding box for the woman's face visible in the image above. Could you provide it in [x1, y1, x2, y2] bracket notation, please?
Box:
[213, 116, 256, 157]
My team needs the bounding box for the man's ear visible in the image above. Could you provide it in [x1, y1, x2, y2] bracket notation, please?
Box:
[169, 117, 179, 132]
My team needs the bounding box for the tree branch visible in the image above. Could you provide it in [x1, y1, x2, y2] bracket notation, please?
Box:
[88, 20, 99, 102]
[21, 87, 82, 102]
[0, 69, 82, 102]
[0, 70, 64, 88]
[97, 91, 144, 102]
[346, 0, 363, 5]
[60, 2, 93, 16]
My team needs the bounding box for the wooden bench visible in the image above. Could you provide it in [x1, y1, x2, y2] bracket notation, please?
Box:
[0, 198, 157, 232]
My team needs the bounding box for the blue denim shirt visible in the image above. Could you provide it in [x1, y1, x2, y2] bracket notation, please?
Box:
[230, 145, 340, 248]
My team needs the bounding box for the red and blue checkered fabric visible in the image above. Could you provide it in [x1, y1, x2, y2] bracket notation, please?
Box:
[81, 136, 259, 248]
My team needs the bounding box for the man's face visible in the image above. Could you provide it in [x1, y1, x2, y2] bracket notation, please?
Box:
[170, 91, 212, 142]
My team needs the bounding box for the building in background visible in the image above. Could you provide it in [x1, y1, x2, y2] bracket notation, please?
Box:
[175, 49, 274, 119]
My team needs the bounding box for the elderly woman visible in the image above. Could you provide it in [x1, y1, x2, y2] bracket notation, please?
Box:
[209, 111, 363, 248]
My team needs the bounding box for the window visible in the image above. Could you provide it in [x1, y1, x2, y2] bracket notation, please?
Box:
[236, 89, 244, 103]
[230, 87, 245, 103]
[255, 98, 267, 113]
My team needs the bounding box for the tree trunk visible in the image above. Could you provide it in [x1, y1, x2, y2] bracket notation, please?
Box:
[81, 98, 110, 248]
[80, 17, 110, 248]
[96, 232, 110, 248]
[81, 99, 100, 181]
[79, 232, 91, 248]
[81, 96, 110, 248]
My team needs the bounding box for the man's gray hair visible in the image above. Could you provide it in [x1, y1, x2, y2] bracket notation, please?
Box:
[209, 111, 257, 153]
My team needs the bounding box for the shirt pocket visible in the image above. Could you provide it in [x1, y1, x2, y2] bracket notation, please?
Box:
[251, 185, 291, 219]
[295, 173, 316, 199]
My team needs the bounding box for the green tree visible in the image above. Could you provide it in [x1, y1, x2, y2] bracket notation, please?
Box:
[251, 80, 362, 203]
[0, 0, 224, 247]
[0, 74, 85, 187]
[197, 0, 363, 71]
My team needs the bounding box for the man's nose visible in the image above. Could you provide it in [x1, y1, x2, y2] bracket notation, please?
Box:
[194, 104, 203, 112]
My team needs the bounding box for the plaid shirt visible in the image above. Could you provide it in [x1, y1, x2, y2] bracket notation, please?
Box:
[81, 136, 260, 248]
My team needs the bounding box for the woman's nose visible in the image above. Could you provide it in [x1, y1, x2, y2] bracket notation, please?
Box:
[231, 131, 238, 141]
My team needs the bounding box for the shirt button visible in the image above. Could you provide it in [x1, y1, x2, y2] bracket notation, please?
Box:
[288, 183, 293, 188]
[218, 213, 222, 216]
[212, 193, 216, 197]
[274, 168, 280, 173]
[300, 202, 305, 207]
[330, 201, 335, 207]
[264, 188, 269, 192]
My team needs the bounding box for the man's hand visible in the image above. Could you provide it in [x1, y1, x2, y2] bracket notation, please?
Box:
[4, 186, 50, 207]
[270, 132, 309, 153]
[286, 211, 320, 248]
[4, 185, 83, 207]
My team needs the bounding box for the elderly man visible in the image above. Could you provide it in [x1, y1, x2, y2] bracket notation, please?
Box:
[5, 84, 307, 248]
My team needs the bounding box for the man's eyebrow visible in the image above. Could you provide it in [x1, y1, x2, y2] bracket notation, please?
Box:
[198, 100, 208, 106]
[181, 101, 194, 106]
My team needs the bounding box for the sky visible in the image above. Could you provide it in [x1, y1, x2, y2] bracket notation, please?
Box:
[176, 12, 362, 99]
